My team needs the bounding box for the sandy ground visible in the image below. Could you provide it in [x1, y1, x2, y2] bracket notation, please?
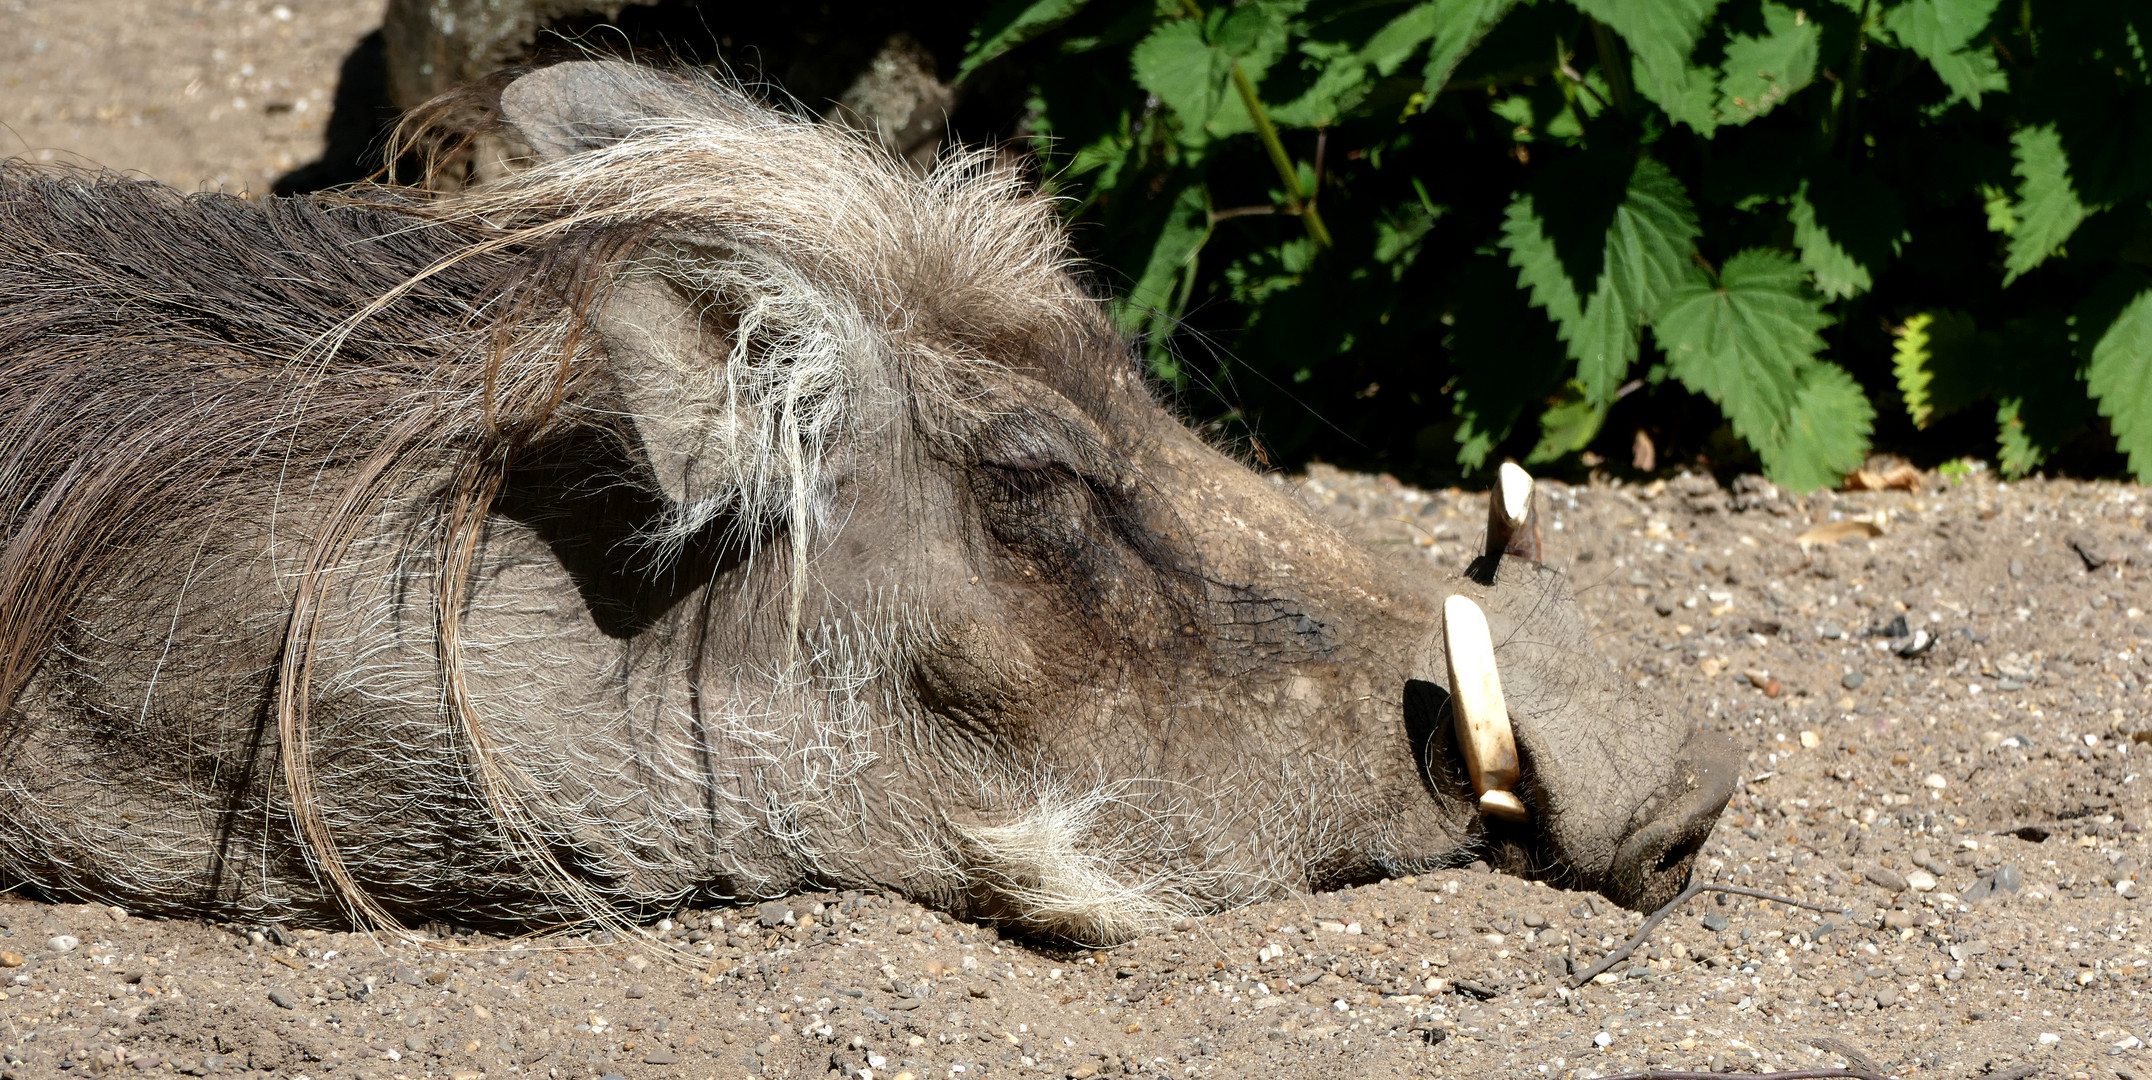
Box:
[1, 5, 2148, 1080]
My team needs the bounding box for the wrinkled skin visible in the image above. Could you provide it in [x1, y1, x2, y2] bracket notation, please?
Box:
[0, 62, 1732, 940]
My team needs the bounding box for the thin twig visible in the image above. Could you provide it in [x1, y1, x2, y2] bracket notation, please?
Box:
[1571, 881, 1846, 987]
[1210, 205, 1280, 223]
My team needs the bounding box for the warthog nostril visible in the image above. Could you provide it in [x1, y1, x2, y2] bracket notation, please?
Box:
[1604, 731, 1738, 910]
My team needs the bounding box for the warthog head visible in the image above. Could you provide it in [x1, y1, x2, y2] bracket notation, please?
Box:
[0, 61, 1732, 943]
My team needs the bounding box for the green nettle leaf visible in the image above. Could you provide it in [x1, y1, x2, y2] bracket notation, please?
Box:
[1893, 312, 1937, 428]
[2086, 285, 2152, 481]
[1114, 183, 1213, 370]
[1422, 0, 1520, 94]
[1922, 44, 2009, 106]
[1655, 248, 1863, 489]
[2005, 125, 2090, 284]
[1788, 184, 1866, 298]
[1885, 0, 2003, 53]
[1500, 156, 1701, 404]
[1769, 362, 1875, 493]
[1994, 397, 2043, 478]
[1449, 268, 1569, 469]
[1787, 169, 1904, 300]
[1717, 2, 1820, 125]
[1575, 0, 1725, 130]
[1882, 0, 2007, 105]
[1264, 40, 1375, 129]
[1527, 386, 1611, 465]
[1132, 20, 1233, 134]
[959, 0, 1093, 80]
[1656, 249, 1821, 452]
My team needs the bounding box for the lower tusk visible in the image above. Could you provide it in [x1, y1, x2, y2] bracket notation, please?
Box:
[1443, 594, 1530, 823]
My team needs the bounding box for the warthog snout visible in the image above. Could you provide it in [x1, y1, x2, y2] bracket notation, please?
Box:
[1412, 464, 1734, 911]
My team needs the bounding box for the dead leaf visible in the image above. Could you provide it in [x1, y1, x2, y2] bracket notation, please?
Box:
[1841, 454, 1921, 492]
[1796, 520, 1884, 547]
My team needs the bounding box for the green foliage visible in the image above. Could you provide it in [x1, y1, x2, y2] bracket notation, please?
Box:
[967, 0, 2152, 491]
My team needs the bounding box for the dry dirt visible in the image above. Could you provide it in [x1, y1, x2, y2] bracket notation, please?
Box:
[1, 5, 2149, 1080]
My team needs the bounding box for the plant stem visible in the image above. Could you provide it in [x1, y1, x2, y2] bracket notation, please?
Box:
[1231, 59, 1333, 248]
[1571, 881, 1846, 988]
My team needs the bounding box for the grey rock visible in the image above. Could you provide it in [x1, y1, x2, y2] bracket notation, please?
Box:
[1842, 671, 1867, 689]
[757, 901, 795, 928]
[1701, 914, 1729, 932]
[267, 988, 297, 1010]
[642, 1048, 679, 1064]
[1818, 622, 1845, 640]
[392, 964, 421, 985]
[1866, 866, 1908, 892]
[405, 1032, 431, 1054]
[2008, 557, 2024, 580]
[625, 983, 647, 999]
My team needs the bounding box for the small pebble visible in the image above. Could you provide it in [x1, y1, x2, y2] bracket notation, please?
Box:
[625, 983, 647, 998]
[1701, 915, 1729, 932]
[642, 1048, 679, 1064]
[1841, 671, 1867, 689]
[1594, 1031, 1613, 1047]
[47, 934, 78, 954]
[2008, 557, 2024, 579]
[267, 988, 297, 1009]
[1866, 866, 1909, 893]
[1906, 869, 1938, 892]
[758, 900, 795, 928]
[2120, 880, 2141, 900]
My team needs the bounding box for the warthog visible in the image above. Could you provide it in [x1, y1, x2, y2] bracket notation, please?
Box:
[0, 61, 1733, 943]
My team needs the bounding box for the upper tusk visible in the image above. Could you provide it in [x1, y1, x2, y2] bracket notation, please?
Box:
[1485, 461, 1543, 563]
[1443, 594, 1530, 823]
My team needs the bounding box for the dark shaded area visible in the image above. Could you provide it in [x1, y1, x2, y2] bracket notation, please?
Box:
[273, 31, 395, 195]
[492, 425, 743, 641]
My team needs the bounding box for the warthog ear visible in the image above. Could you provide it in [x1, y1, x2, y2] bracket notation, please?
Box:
[590, 263, 732, 509]
[587, 237, 862, 536]
[498, 61, 742, 163]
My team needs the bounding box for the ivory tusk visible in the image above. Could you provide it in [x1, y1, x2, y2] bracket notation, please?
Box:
[1443, 594, 1530, 823]
[1484, 461, 1542, 563]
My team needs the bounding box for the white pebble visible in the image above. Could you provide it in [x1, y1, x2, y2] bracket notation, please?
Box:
[1594, 1031, 1613, 1047]
[47, 934, 79, 953]
[2039, 1033, 2060, 1045]
[1906, 870, 1938, 892]
[1923, 772, 1947, 789]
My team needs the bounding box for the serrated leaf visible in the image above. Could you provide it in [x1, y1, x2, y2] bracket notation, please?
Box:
[1264, 41, 1375, 129]
[1717, 2, 1820, 125]
[1882, 0, 2002, 58]
[1788, 169, 1904, 299]
[1763, 361, 1874, 493]
[1113, 182, 1212, 363]
[1655, 248, 1831, 462]
[1132, 20, 1233, 134]
[1993, 397, 2042, 478]
[1894, 313, 1937, 428]
[2086, 284, 2152, 481]
[1448, 259, 1570, 470]
[959, 0, 1093, 81]
[1419, 0, 1519, 93]
[1499, 155, 1700, 404]
[1922, 43, 2009, 107]
[1576, 0, 1726, 130]
[1630, 53, 1720, 134]
[1527, 387, 1611, 464]
[1788, 184, 1866, 298]
[2004, 124, 2090, 283]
